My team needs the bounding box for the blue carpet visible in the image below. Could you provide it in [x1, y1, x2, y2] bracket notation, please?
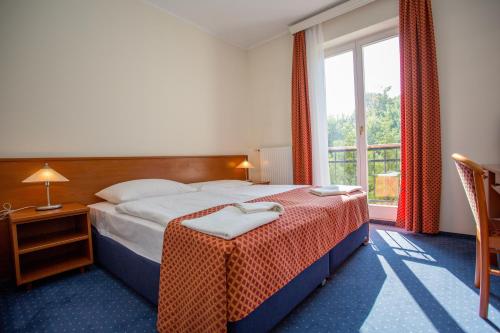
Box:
[1, 224, 499, 333]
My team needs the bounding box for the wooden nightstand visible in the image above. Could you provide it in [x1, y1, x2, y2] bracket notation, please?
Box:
[251, 180, 270, 185]
[8, 203, 93, 287]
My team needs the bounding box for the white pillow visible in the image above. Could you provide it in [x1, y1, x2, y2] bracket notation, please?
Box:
[189, 180, 252, 191]
[95, 179, 196, 204]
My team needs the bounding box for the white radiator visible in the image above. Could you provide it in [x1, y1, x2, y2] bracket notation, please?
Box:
[259, 146, 293, 185]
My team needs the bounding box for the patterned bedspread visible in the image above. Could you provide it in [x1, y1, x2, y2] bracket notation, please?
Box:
[156, 187, 369, 332]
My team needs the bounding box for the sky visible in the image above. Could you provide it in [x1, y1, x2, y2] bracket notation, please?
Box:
[324, 36, 400, 117]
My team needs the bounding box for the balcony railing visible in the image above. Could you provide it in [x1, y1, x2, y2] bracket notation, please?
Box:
[328, 143, 401, 205]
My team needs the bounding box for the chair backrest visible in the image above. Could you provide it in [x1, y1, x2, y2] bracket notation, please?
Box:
[452, 153, 489, 241]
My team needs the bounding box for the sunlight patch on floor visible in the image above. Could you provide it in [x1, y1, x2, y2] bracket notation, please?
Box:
[387, 231, 426, 252]
[392, 248, 436, 262]
[360, 254, 439, 333]
[404, 260, 500, 332]
[376, 229, 436, 261]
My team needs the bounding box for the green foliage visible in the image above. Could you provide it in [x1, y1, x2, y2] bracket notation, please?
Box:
[365, 87, 401, 145]
[327, 86, 400, 148]
[328, 149, 357, 186]
[328, 87, 401, 204]
[328, 113, 356, 147]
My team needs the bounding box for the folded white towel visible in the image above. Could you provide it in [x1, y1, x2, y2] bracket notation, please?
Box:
[310, 185, 362, 197]
[181, 206, 280, 240]
[233, 202, 284, 214]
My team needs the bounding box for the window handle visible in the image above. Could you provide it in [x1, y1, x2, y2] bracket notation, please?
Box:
[359, 125, 364, 136]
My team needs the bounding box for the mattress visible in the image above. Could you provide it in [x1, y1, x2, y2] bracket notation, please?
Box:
[89, 202, 165, 263]
[89, 185, 304, 263]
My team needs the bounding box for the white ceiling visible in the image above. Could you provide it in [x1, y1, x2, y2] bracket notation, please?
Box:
[145, 0, 345, 49]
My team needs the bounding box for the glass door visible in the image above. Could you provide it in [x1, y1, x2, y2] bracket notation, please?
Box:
[362, 35, 401, 220]
[324, 48, 358, 186]
[325, 30, 401, 220]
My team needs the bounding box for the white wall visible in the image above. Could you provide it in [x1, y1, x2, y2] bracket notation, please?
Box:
[247, 0, 500, 234]
[246, 34, 293, 180]
[434, 0, 500, 234]
[0, 0, 249, 157]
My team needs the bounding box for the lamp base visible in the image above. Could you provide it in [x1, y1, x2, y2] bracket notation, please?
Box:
[36, 204, 63, 211]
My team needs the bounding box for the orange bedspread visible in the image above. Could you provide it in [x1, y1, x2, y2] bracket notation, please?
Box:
[156, 188, 369, 332]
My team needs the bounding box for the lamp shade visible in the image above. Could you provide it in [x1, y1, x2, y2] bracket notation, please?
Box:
[22, 163, 69, 183]
[236, 160, 255, 169]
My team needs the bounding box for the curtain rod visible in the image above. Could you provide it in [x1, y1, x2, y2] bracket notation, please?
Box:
[288, 0, 376, 34]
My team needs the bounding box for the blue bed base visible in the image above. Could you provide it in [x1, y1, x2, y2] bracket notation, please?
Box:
[92, 229, 160, 304]
[92, 222, 369, 332]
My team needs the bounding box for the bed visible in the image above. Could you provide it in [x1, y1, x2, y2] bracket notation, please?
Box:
[89, 185, 305, 302]
[89, 183, 369, 333]
[0, 155, 369, 333]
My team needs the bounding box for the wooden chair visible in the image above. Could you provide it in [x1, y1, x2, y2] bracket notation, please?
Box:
[452, 153, 500, 318]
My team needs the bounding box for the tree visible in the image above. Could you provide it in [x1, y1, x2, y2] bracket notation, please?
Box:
[365, 86, 400, 146]
[328, 86, 401, 203]
[327, 86, 400, 148]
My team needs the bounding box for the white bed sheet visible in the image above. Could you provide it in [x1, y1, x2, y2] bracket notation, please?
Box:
[89, 184, 305, 263]
[200, 184, 306, 202]
[89, 201, 166, 263]
[115, 185, 304, 227]
[114, 191, 247, 227]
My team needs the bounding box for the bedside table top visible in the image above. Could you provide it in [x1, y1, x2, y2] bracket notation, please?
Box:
[9, 203, 89, 224]
[251, 180, 271, 185]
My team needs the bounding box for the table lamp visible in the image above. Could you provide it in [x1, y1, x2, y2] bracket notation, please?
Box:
[22, 163, 69, 211]
[236, 160, 254, 181]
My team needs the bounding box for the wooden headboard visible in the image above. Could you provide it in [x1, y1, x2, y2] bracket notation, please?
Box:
[0, 155, 247, 281]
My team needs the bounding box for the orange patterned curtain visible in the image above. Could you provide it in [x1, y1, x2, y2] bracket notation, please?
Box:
[396, 0, 441, 233]
[291, 31, 313, 185]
